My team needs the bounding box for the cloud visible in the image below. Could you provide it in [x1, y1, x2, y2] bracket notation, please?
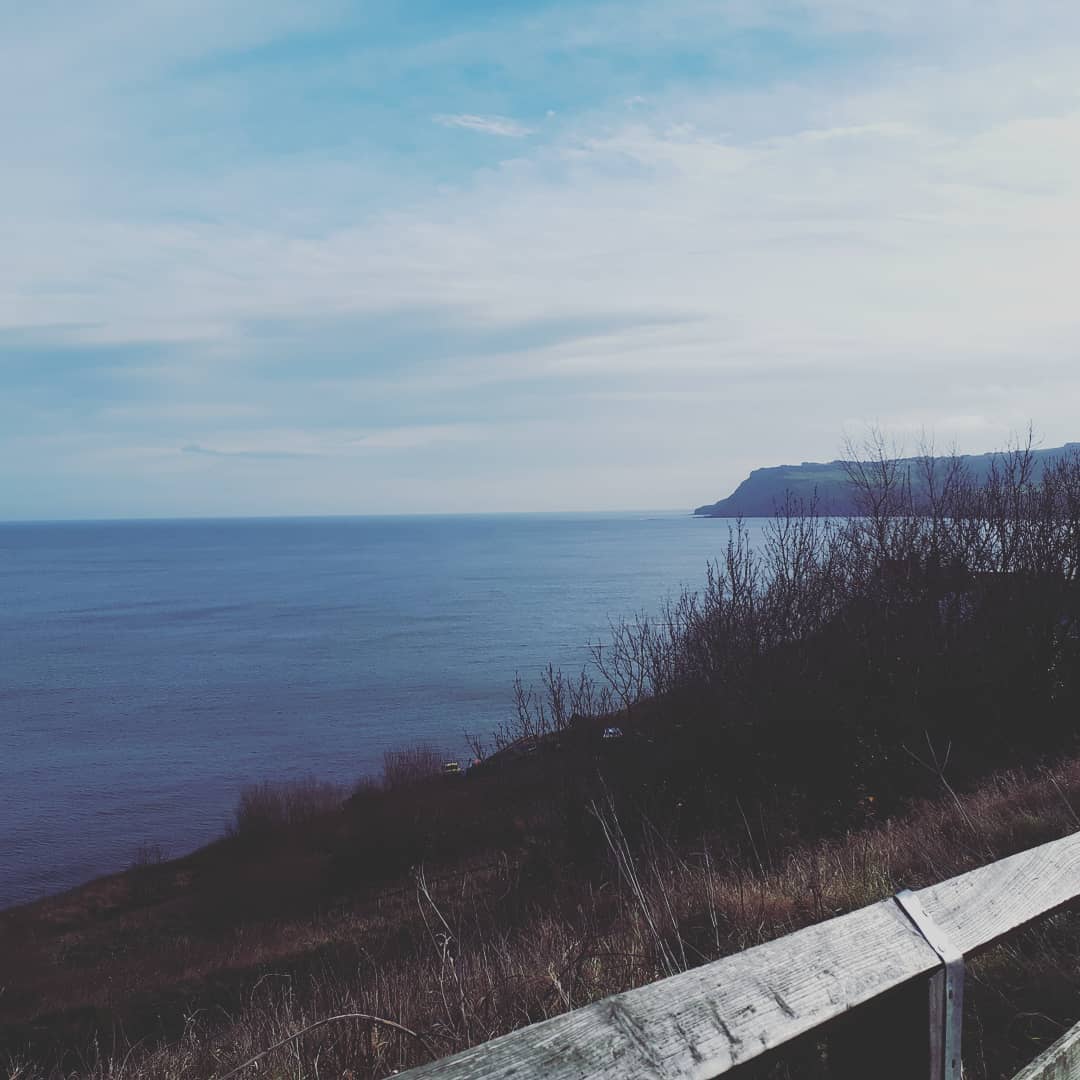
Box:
[181, 443, 316, 460]
[178, 425, 486, 462]
[347, 424, 486, 449]
[7, 0, 1080, 516]
[433, 113, 533, 137]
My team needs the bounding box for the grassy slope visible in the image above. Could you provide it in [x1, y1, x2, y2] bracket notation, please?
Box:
[4, 756, 1080, 1079]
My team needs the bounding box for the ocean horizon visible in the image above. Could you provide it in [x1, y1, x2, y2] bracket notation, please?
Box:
[0, 511, 765, 909]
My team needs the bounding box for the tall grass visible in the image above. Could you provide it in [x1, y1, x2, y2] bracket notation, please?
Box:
[7, 758, 1080, 1079]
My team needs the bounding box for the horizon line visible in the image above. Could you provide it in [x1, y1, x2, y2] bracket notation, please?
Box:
[0, 508, 701, 526]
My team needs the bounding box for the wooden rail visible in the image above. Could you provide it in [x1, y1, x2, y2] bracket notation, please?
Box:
[1010, 1018, 1080, 1080]
[398, 830, 1080, 1079]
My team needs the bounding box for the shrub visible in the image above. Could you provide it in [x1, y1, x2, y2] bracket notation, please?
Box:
[231, 777, 345, 837]
[381, 743, 443, 790]
[509, 435, 1080, 837]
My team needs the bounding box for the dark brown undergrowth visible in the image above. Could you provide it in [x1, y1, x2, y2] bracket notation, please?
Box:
[4, 758, 1080, 1079]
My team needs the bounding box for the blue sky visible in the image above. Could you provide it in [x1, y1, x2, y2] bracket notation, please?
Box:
[4, 1, 1080, 518]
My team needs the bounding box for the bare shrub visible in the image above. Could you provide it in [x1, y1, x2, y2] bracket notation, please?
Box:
[382, 743, 443, 790]
[232, 777, 345, 837]
[505, 434, 1080, 819]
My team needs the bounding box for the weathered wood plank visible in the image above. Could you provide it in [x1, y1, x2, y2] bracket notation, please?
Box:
[918, 833, 1080, 954]
[1010, 1019, 1080, 1080]
[396, 830, 1080, 1079]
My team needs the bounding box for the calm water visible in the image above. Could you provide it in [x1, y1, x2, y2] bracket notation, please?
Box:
[0, 513, 753, 909]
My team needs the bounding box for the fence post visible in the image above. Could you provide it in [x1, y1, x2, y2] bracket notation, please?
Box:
[895, 889, 964, 1080]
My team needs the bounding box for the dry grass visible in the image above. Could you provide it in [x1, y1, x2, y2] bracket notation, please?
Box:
[6, 759, 1080, 1080]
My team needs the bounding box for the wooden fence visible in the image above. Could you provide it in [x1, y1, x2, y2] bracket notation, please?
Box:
[398, 830, 1080, 1079]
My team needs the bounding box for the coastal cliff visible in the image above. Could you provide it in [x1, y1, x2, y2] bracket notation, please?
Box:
[694, 442, 1080, 517]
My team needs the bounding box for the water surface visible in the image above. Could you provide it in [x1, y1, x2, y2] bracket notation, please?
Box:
[0, 513, 755, 908]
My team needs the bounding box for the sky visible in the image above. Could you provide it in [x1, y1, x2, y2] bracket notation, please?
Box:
[3, 1, 1080, 519]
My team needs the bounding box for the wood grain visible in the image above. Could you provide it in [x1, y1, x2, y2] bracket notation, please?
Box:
[397, 831, 1080, 1079]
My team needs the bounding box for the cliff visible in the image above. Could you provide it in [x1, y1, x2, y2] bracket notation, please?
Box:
[694, 442, 1080, 517]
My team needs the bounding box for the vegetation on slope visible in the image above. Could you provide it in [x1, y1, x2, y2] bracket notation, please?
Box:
[5, 435, 1080, 1078]
[5, 761, 1080, 1079]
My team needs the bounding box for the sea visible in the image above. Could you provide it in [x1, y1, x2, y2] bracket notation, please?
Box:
[0, 512, 756, 910]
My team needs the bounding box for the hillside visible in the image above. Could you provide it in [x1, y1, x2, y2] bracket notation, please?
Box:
[5, 755, 1080, 1079]
[694, 442, 1080, 517]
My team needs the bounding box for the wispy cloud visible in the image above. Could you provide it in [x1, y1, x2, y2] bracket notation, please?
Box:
[178, 425, 485, 463]
[434, 113, 533, 137]
[181, 443, 316, 461]
[347, 424, 487, 450]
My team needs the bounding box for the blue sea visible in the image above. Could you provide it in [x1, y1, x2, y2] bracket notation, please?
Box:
[0, 513, 752, 909]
